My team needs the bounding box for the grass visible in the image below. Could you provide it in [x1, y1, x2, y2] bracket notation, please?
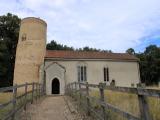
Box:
[72, 87, 160, 120]
[89, 89, 160, 120]
[0, 92, 13, 119]
[0, 90, 39, 119]
[0, 92, 13, 104]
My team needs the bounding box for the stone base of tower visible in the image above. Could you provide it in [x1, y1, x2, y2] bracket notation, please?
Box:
[13, 63, 40, 85]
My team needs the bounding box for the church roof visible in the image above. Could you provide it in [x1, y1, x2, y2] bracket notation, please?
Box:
[45, 50, 139, 61]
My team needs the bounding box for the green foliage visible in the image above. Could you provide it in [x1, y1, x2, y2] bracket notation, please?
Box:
[47, 40, 74, 50]
[126, 45, 160, 85]
[76, 47, 112, 52]
[0, 13, 21, 87]
[47, 40, 112, 52]
[77, 46, 100, 52]
[126, 48, 135, 55]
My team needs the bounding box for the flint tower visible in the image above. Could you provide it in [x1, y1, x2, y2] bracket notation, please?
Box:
[14, 17, 47, 85]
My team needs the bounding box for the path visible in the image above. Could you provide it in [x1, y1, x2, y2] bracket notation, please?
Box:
[19, 96, 90, 120]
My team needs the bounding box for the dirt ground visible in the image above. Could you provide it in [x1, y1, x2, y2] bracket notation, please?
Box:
[19, 96, 91, 120]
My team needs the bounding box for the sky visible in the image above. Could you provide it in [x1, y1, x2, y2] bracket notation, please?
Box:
[0, 0, 160, 52]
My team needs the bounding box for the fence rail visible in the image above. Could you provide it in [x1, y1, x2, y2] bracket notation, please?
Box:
[0, 82, 44, 120]
[66, 82, 160, 120]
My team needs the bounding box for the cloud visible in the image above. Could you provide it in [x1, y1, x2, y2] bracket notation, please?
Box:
[0, 0, 160, 52]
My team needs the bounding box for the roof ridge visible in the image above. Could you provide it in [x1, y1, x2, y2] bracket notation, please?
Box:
[46, 50, 129, 54]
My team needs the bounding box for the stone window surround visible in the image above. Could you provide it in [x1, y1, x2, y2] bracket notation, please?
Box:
[77, 62, 87, 82]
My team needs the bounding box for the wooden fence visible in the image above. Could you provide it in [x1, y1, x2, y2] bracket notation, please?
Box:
[0, 82, 44, 120]
[66, 82, 160, 120]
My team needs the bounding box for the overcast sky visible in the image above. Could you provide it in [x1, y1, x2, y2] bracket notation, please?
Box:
[0, 0, 160, 52]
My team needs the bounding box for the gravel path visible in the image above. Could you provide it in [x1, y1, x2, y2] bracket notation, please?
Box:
[19, 96, 91, 120]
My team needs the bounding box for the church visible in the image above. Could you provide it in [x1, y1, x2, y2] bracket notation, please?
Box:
[13, 17, 140, 95]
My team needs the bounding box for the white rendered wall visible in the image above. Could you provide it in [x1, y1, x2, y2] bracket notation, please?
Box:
[45, 59, 140, 95]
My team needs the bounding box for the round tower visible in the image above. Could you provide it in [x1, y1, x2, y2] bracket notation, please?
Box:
[14, 17, 47, 85]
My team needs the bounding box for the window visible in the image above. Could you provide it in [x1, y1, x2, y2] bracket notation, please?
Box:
[104, 67, 109, 82]
[77, 66, 87, 82]
[21, 33, 27, 41]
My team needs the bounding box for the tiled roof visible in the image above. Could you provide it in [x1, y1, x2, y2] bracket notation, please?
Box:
[45, 50, 139, 61]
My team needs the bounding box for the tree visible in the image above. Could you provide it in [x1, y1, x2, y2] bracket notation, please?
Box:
[47, 40, 112, 52]
[144, 45, 160, 58]
[46, 40, 74, 50]
[144, 45, 160, 85]
[78, 46, 100, 52]
[0, 13, 20, 87]
[0, 44, 9, 87]
[135, 45, 160, 85]
[126, 48, 135, 55]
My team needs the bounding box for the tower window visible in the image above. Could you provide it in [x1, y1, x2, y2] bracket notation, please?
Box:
[21, 33, 27, 41]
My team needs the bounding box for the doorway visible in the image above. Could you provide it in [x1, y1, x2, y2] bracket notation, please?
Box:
[52, 78, 60, 94]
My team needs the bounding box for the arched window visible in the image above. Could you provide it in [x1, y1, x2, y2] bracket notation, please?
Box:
[77, 65, 87, 82]
[104, 67, 109, 82]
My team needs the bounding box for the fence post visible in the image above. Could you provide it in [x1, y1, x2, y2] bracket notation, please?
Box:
[86, 82, 90, 116]
[24, 82, 28, 111]
[39, 83, 41, 97]
[74, 82, 77, 100]
[12, 84, 17, 120]
[67, 85, 68, 95]
[137, 86, 152, 120]
[73, 83, 75, 98]
[37, 83, 39, 98]
[41, 84, 44, 96]
[36, 83, 38, 101]
[65, 86, 67, 95]
[31, 82, 35, 104]
[71, 83, 73, 98]
[70, 83, 72, 97]
[68, 84, 69, 95]
[75, 82, 77, 91]
[39, 84, 41, 97]
[99, 83, 107, 120]
[78, 82, 82, 106]
[40, 84, 42, 96]
[67, 83, 71, 96]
